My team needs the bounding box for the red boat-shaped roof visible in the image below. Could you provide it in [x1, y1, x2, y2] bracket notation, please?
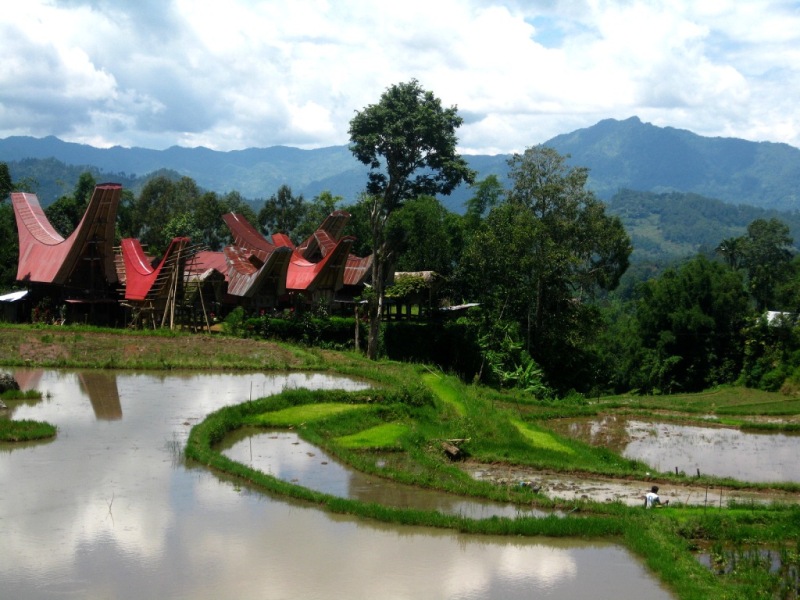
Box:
[222, 244, 292, 298]
[120, 237, 191, 301]
[224, 212, 357, 293]
[13, 184, 121, 285]
[285, 239, 354, 292]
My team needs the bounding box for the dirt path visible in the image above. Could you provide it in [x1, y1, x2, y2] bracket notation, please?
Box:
[462, 462, 800, 507]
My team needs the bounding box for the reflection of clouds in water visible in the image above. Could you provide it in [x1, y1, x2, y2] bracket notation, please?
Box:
[444, 554, 493, 598]
[1, 371, 366, 589]
[226, 432, 337, 481]
[74, 481, 174, 561]
[12, 371, 94, 428]
[1, 370, 671, 600]
[499, 543, 578, 585]
[441, 541, 579, 598]
[115, 372, 368, 414]
[624, 420, 800, 482]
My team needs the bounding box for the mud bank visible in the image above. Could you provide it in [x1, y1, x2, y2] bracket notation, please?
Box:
[462, 462, 800, 507]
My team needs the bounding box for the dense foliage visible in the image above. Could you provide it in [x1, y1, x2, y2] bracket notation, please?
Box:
[609, 188, 800, 263]
[348, 79, 474, 359]
[4, 129, 800, 397]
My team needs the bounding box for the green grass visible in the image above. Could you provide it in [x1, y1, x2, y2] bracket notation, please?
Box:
[510, 419, 575, 454]
[184, 386, 745, 598]
[185, 371, 800, 598]
[0, 389, 41, 401]
[604, 386, 800, 415]
[422, 372, 466, 416]
[0, 419, 56, 442]
[335, 423, 409, 449]
[246, 402, 368, 426]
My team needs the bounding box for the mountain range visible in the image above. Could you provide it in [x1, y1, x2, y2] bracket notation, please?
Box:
[2, 116, 800, 214]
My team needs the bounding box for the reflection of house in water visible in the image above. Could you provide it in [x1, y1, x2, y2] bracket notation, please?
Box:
[12, 369, 44, 391]
[78, 371, 122, 420]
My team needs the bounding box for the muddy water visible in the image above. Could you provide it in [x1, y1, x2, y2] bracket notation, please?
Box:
[549, 415, 800, 483]
[0, 369, 674, 599]
[221, 429, 552, 519]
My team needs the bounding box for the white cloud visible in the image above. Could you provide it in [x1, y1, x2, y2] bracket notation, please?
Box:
[0, 0, 798, 152]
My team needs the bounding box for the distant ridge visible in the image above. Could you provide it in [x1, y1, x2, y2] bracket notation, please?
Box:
[2, 117, 800, 211]
[546, 116, 800, 211]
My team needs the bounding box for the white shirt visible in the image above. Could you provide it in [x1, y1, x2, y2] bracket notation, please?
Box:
[645, 491, 660, 508]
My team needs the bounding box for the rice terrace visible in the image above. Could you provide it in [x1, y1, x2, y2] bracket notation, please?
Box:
[2, 325, 800, 599]
[3, 68, 800, 600]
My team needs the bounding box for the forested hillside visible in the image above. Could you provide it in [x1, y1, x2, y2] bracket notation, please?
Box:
[608, 189, 800, 262]
[3, 116, 800, 212]
[4, 144, 800, 398]
[548, 116, 800, 210]
[4, 112, 800, 397]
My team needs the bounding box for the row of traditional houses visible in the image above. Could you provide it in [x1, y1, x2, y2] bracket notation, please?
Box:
[6, 183, 374, 328]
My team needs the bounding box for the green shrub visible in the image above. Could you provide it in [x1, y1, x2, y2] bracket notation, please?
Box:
[222, 307, 246, 337]
[239, 314, 360, 348]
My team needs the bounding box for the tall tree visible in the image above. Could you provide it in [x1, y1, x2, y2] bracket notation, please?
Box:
[506, 146, 630, 348]
[389, 195, 463, 275]
[635, 255, 750, 392]
[131, 175, 202, 253]
[459, 146, 630, 390]
[0, 202, 17, 291]
[740, 218, 794, 311]
[464, 174, 504, 232]
[349, 79, 474, 359]
[715, 236, 743, 270]
[0, 164, 21, 290]
[258, 184, 306, 241]
[0, 163, 13, 202]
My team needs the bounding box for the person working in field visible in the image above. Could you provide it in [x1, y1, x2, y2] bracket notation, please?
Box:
[644, 485, 669, 508]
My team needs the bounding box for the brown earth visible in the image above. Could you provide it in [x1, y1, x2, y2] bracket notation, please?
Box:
[0, 326, 360, 370]
[462, 462, 800, 507]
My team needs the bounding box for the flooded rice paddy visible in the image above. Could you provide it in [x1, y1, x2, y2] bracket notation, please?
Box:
[547, 415, 800, 483]
[0, 369, 674, 599]
[221, 428, 552, 519]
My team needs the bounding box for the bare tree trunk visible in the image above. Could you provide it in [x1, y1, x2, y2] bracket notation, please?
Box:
[366, 197, 385, 360]
[367, 250, 388, 360]
[354, 304, 360, 352]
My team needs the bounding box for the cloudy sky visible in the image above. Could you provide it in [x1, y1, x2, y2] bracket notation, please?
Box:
[1, 0, 799, 155]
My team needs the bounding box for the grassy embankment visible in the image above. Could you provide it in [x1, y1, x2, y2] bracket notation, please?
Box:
[4, 324, 800, 598]
[1, 379, 50, 441]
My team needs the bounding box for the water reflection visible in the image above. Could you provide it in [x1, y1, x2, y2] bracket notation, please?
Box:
[79, 371, 122, 420]
[221, 429, 551, 519]
[0, 369, 674, 599]
[549, 415, 800, 483]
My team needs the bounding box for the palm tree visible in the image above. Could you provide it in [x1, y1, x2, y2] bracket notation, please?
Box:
[716, 237, 742, 270]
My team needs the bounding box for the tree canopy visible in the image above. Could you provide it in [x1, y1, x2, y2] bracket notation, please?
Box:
[349, 79, 474, 208]
[349, 79, 474, 359]
[459, 146, 631, 390]
[258, 184, 306, 242]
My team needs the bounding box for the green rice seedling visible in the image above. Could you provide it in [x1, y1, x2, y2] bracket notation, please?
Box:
[246, 403, 368, 427]
[335, 423, 410, 449]
[510, 418, 574, 454]
[421, 372, 466, 416]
